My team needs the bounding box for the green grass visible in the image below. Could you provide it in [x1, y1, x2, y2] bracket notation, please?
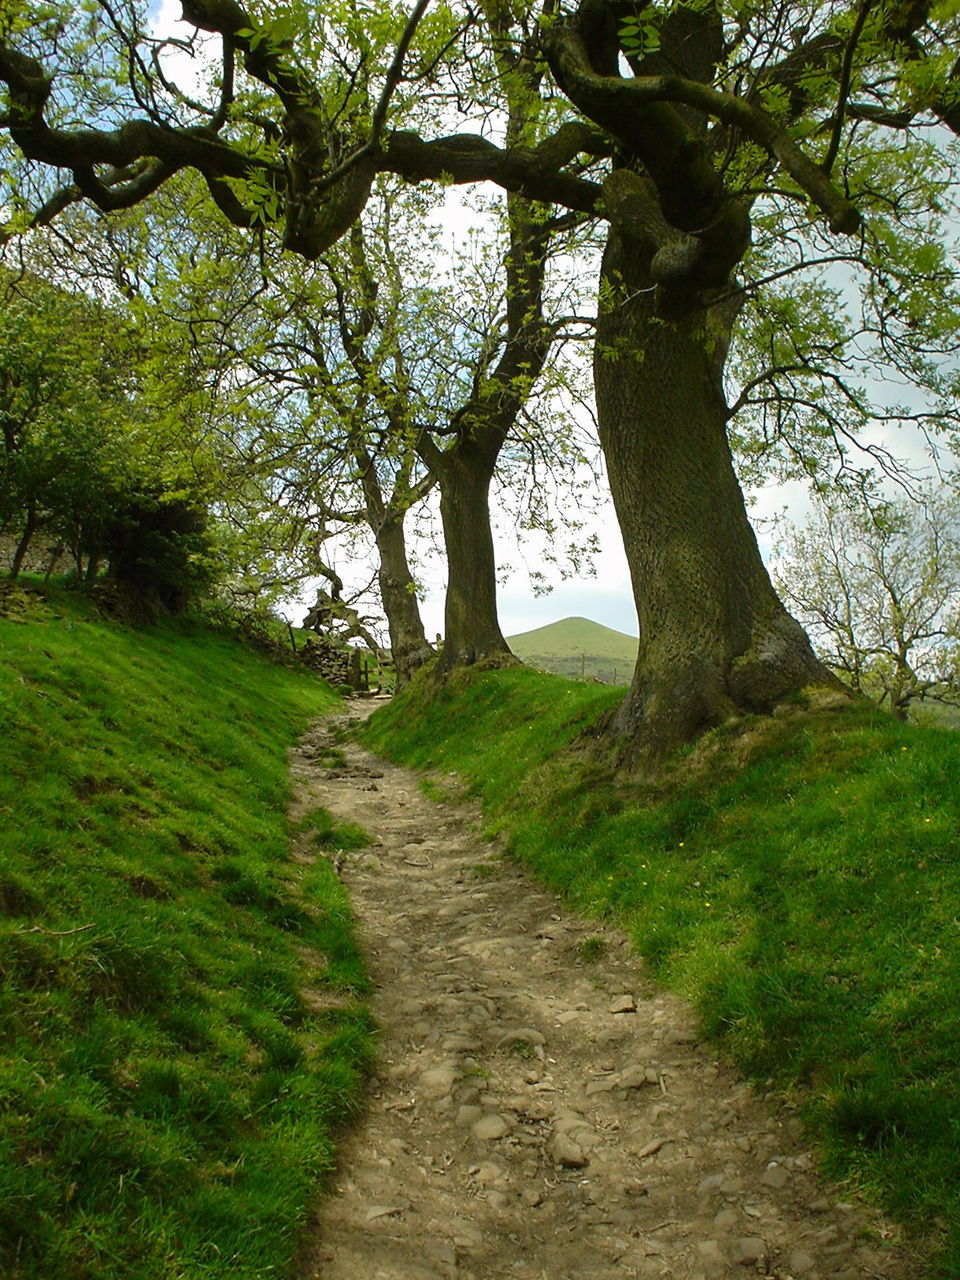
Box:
[0, 582, 373, 1280]
[361, 664, 960, 1277]
[298, 805, 374, 853]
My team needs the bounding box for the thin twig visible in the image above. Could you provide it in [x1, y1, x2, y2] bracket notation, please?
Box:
[15, 923, 95, 938]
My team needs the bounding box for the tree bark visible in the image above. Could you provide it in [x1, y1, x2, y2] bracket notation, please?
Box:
[9, 508, 38, 579]
[595, 228, 838, 758]
[436, 442, 513, 669]
[353, 449, 433, 686]
[371, 509, 433, 685]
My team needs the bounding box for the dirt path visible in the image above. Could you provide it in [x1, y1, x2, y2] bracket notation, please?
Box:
[293, 703, 917, 1280]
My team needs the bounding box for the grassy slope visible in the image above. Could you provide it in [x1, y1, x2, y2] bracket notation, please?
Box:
[0, 584, 372, 1280]
[362, 665, 960, 1277]
[507, 616, 638, 684]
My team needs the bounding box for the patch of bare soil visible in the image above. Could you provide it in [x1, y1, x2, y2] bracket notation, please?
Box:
[293, 703, 918, 1280]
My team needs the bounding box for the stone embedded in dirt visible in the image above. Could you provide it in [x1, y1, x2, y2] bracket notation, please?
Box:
[473, 1113, 512, 1141]
[732, 1237, 766, 1265]
[609, 994, 637, 1013]
[447, 1217, 484, 1250]
[496, 1027, 545, 1049]
[790, 1247, 818, 1274]
[553, 1109, 589, 1134]
[401, 842, 433, 865]
[585, 1075, 618, 1096]
[505, 1093, 549, 1117]
[697, 1239, 727, 1268]
[815, 1224, 842, 1244]
[760, 1161, 791, 1189]
[550, 1133, 589, 1168]
[697, 1173, 726, 1196]
[664, 1027, 698, 1045]
[423, 1243, 458, 1273]
[456, 1104, 483, 1126]
[468, 1159, 510, 1188]
[619, 1063, 660, 1089]
[441, 1033, 481, 1052]
[418, 1065, 460, 1097]
[635, 1136, 672, 1160]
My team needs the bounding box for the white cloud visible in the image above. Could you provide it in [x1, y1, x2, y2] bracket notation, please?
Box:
[150, 1, 222, 106]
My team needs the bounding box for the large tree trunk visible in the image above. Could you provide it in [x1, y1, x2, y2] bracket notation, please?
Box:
[596, 229, 837, 758]
[437, 445, 513, 669]
[372, 511, 433, 686]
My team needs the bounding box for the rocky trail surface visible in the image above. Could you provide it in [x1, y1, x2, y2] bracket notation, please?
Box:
[292, 703, 916, 1280]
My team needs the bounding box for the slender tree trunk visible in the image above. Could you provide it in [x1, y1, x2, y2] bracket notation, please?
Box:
[437, 445, 513, 669]
[355, 453, 434, 686]
[9, 509, 38, 579]
[43, 539, 64, 583]
[595, 230, 838, 758]
[372, 511, 433, 685]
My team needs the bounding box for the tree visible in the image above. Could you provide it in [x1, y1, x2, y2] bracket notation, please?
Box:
[774, 488, 960, 718]
[302, 184, 597, 671]
[1, 252, 234, 612]
[260, 214, 439, 681]
[0, 272, 131, 577]
[101, 484, 218, 616]
[15, 183, 377, 617]
[3, 0, 958, 755]
[71, 168, 596, 680]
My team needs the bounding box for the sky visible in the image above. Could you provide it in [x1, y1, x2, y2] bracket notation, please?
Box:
[422, 504, 640, 640]
[407, 476, 816, 642]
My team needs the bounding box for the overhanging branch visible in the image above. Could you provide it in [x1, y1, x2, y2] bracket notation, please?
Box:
[545, 26, 861, 236]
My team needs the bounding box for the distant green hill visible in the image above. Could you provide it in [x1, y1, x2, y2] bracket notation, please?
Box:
[507, 616, 638, 684]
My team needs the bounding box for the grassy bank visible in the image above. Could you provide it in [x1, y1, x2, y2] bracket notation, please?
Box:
[362, 665, 960, 1276]
[0, 584, 373, 1280]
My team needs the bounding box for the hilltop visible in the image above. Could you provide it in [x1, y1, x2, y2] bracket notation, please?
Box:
[507, 615, 638, 684]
